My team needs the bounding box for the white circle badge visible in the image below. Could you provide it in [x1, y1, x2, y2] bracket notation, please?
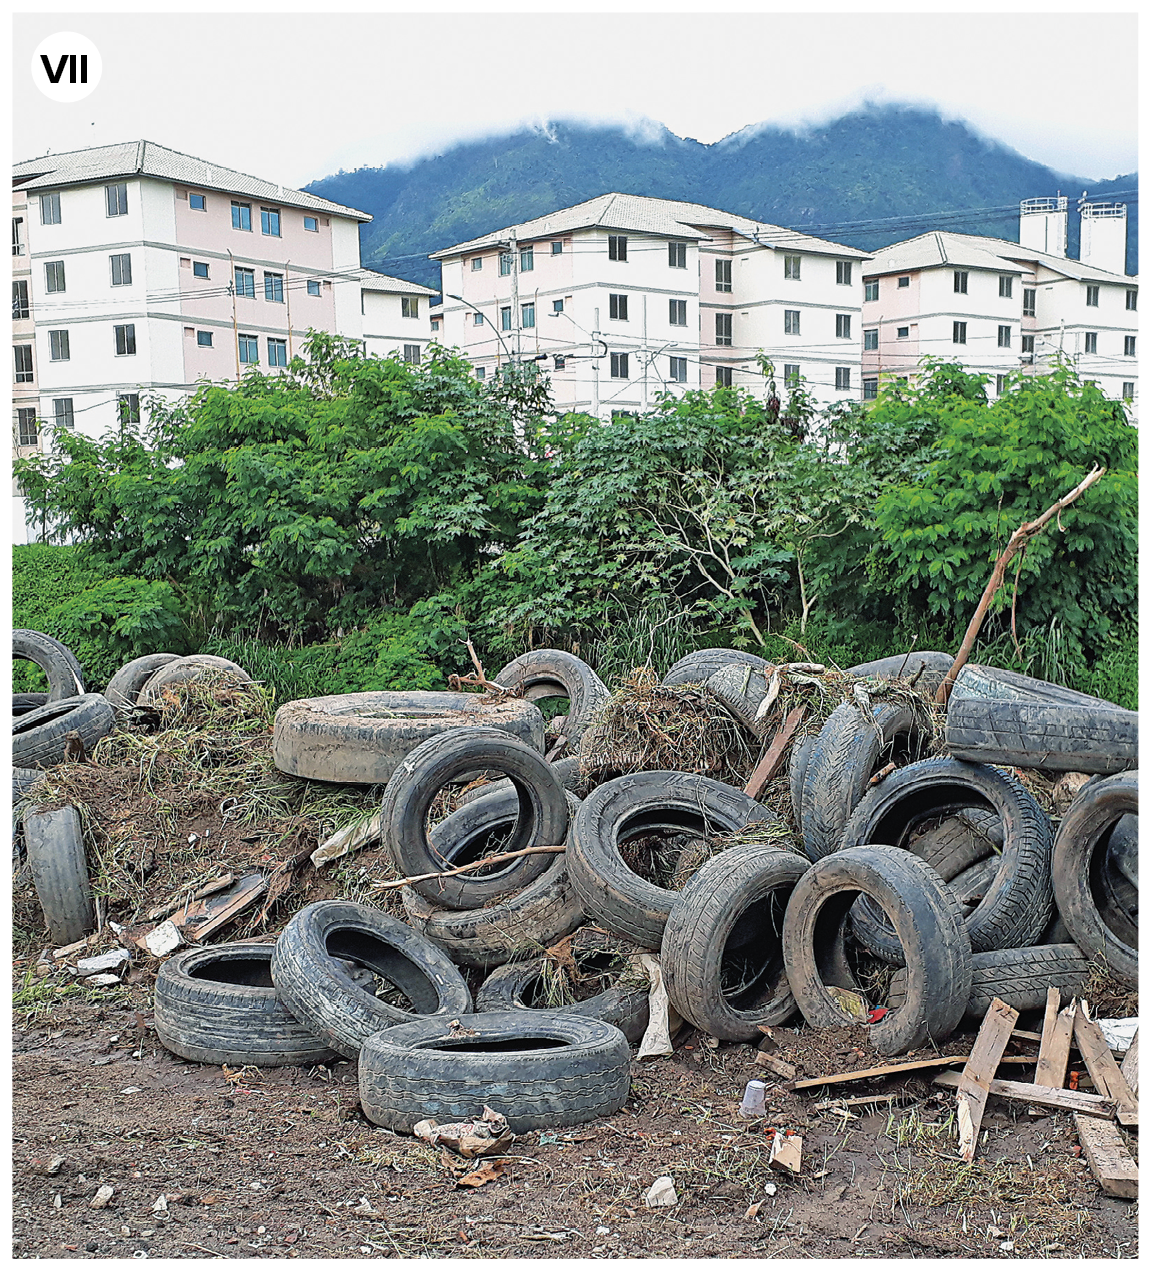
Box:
[33, 32, 102, 103]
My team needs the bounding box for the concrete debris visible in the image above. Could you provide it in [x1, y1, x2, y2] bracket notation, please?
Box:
[143, 921, 183, 958]
[89, 1185, 115, 1209]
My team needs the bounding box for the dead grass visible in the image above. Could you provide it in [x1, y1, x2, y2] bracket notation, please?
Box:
[1084, 958, 1139, 1019]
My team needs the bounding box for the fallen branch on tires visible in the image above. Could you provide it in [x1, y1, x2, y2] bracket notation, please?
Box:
[371, 844, 567, 891]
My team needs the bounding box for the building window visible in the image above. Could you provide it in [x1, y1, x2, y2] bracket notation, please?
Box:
[12, 216, 25, 255]
[1124, 335, 1136, 356]
[784, 255, 801, 280]
[669, 356, 687, 382]
[114, 323, 136, 355]
[40, 193, 61, 225]
[864, 280, 879, 302]
[552, 299, 564, 314]
[999, 276, 1014, 298]
[521, 303, 535, 329]
[835, 314, 851, 339]
[111, 253, 133, 286]
[471, 257, 483, 271]
[998, 325, 1012, 349]
[609, 294, 628, 321]
[783, 364, 800, 385]
[669, 299, 687, 326]
[1122, 382, 1135, 400]
[475, 366, 486, 379]
[1086, 285, 1099, 307]
[519, 247, 534, 272]
[264, 272, 284, 303]
[117, 393, 141, 424]
[715, 366, 733, 387]
[669, 241, 687, 268]
[1126, 289, 1137, 311]
[232, 201, 252, 231]
[897, 275, 910, 288]
[1023, 288, 1036, 317]
[552, 241, 563, 255]
[608, 235, 627, 261]
[45, 260, 66, 293]
[715, 313, 733, 346]
[303, 216, 318, 232]
[106, 183, 128, 217]
[473, 312, 485, 326]
[12, 280, 29, 319]
[235, 267, 256, 298]
[953, 270, 968, 294]
[952, 321, 967, 344]
[238, 334, 259, 363]
[715, 260, 733, 293]
[17, 407, 39, 446]
[260, 207, 281, 237]
[995, 375, 1007, 395]
[1083, 332, 1098, 354]
[49, 330, 70, 361]
[402, 296, 420, 318]
[784, 309, 800, 335]
[610, 352, 629, 378]
[554, 354, 566, 369]
[863, 378, 878, 400]
[14, 344, 34, 382]
[500, 306, 512, 332]
[53, 398, 74, 429]
[835, 366, 851, 390]
[1022, 335, 1035, 354]
[196, 330, 213, 347]
[864, 328, 878, 351]
[897, 326, 909, 339]
[836, 261, 853, 285]
[307, 279, 321, 296]
[499, 253, 512, 276]
[190, 193, 206, 211]
[268, 337, 288, 367]
[430, 320, 440, 332]
[193, 260, 209, 279]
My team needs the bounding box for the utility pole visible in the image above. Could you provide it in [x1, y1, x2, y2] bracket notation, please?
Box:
[592, 305, 601, 417]
[509, 229, 520, 361]
[227, 249, 240, 381]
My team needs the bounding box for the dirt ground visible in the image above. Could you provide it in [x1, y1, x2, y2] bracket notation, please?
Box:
[12, 987, 1138, 1261]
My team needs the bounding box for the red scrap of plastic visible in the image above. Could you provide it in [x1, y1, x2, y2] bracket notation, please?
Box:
[867, 1008, 888, 1023]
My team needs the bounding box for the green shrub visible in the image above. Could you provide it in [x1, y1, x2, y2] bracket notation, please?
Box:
[12, 545, 113, 689]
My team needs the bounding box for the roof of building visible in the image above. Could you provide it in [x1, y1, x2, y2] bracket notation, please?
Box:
[430, 192, 871, 261]
[356, 268, 438, 297]
[864, 229, 1136, 285]
[12, 140, 372, 221]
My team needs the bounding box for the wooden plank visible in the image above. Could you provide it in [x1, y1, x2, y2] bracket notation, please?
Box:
[1073, 1002, 1138, 1128]
[743, 706, 806, 801]
[1031, 991, 1075, 1115]
[171, 872, 267, 942]
[956, 997, 1019, 1163]
[1119, 1030, 1138, 1098]
[933, 1072, 1116, 1119]
[813, 1092, 914, 1112]
[792, 1054, 974, 1089]
[1074, 1113, 1138, 1199]
[755, 1051, 798, 1081]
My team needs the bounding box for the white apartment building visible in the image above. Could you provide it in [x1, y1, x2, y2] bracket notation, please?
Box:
[431, 193, 870, 416]
[861, 198, 1138, 411]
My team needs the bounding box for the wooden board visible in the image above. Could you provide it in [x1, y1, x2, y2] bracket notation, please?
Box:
[956, 997, 1019, 1163]
[1119, 1030, 1138, 1098]
[743, 705, 806, 801]
[933, 1071, 1116, 1119]
[1031, 991, 1075, 1115]
[792, 1055, 973, 1089]
[1073, 1003, 1138, 1128]
[1074, 1113, 1138, 1200]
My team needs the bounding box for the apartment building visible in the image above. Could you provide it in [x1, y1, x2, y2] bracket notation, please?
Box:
[431, 193, 870, 416]
[861, 198, 1138, 410]
[12, 141, 436, 539]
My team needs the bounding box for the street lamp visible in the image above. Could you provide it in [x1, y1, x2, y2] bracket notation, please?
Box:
[445, 293, 513, 363]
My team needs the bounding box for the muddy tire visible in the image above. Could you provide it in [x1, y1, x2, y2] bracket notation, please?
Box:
[13, 693, 49, 716]
[454, 754, 584, 808]
[1051, 772, 1138, 987]
[105, 653, 182, 711]
[847, 651, 955, 693]
[492, 650, 610, 753]
[800, 700, 933, 861]
[382, 727, 568, 910]
[781, 844, 972, 1055]
[910, 809, 1004, 879]
[662, 843, 807, 1041]
[842, 757, 1054, 960]
[703, 662, 775, 735]
[357, 1010, 631, 1133]
[12, 693, 116, 769]
[13, 630, 84, 702]
[270, 900, 472, 1058]
[567, 771, 785, 950]
[273, 690, 545, 786]
[154, 942, 339, 1067]
[789, 734, 816, 827]
[22, 805, 95, 945]
[662, 648, 770, 688]
[952, 664, 1118, 708]
[139, 654, 251, 704]
[13, 767, 44, 800]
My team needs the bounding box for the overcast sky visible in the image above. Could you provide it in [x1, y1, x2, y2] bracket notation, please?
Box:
[11, 5, 1140, 190]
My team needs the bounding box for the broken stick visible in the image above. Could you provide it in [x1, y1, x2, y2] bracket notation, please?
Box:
[956, 997, 1019, 1163]
[744, 705, 807, 801]
[1031, 990, 1075, 1116]
[372, 844, 566, 892]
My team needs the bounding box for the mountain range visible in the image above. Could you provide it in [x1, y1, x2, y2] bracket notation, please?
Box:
[305, 104, 1138, 293]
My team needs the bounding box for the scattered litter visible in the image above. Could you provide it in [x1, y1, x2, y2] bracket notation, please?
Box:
[142, 922, 182, 958]
[826, 986, 869, 1022]
[413, 1106, 513, 1158]
[456, 1160, 508, 1188]
[643, 1176, 677, 1207]
[151, 1195, 168, 1214]
[739, 1080, 767, 1117]
[754, 1051, 797, 1082]
[634, 954, 678, 1061]
[1097, 1018, 1138, 1053]
[312, 812, 383, 868]
[87, 973, 123, 987]
[767, 1130, 802, 1175]
[74, 949, 131, 977]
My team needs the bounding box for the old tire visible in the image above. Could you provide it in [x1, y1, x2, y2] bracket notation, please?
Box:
[105, 653, 182, 711]
[952, 664, 1118, 708]
[567, 771, 784, 950]
[781, 844, 972, 1055]
[357, 1010, 631, 1133]
[154, 943, 339, 1067]
[13, 693, 49, 716]
[1051, 771, 1138, 987]
[270, 900, 472, 1058]
[139, 654, 251, 704]
[492, 650, 610, 752]
[847, 651, 955, 693]
[703, 662, 776, 736]
[662, 648, 770, 688]
[662, 843, 808, 1041]
[273, 690, 545, 786]
[789, 734, 816, 827]
[12, 693, 116, 769]
[842, 757, 1054, 959]
[382, 727, 568, 910]
[23, 805, 96, 945]
[911, 809, 1004, 880]
[13, 630, 84, 702]
[454, 754, 584, 808]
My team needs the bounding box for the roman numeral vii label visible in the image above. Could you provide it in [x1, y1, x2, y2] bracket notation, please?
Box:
[33, 31, 102, 103]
